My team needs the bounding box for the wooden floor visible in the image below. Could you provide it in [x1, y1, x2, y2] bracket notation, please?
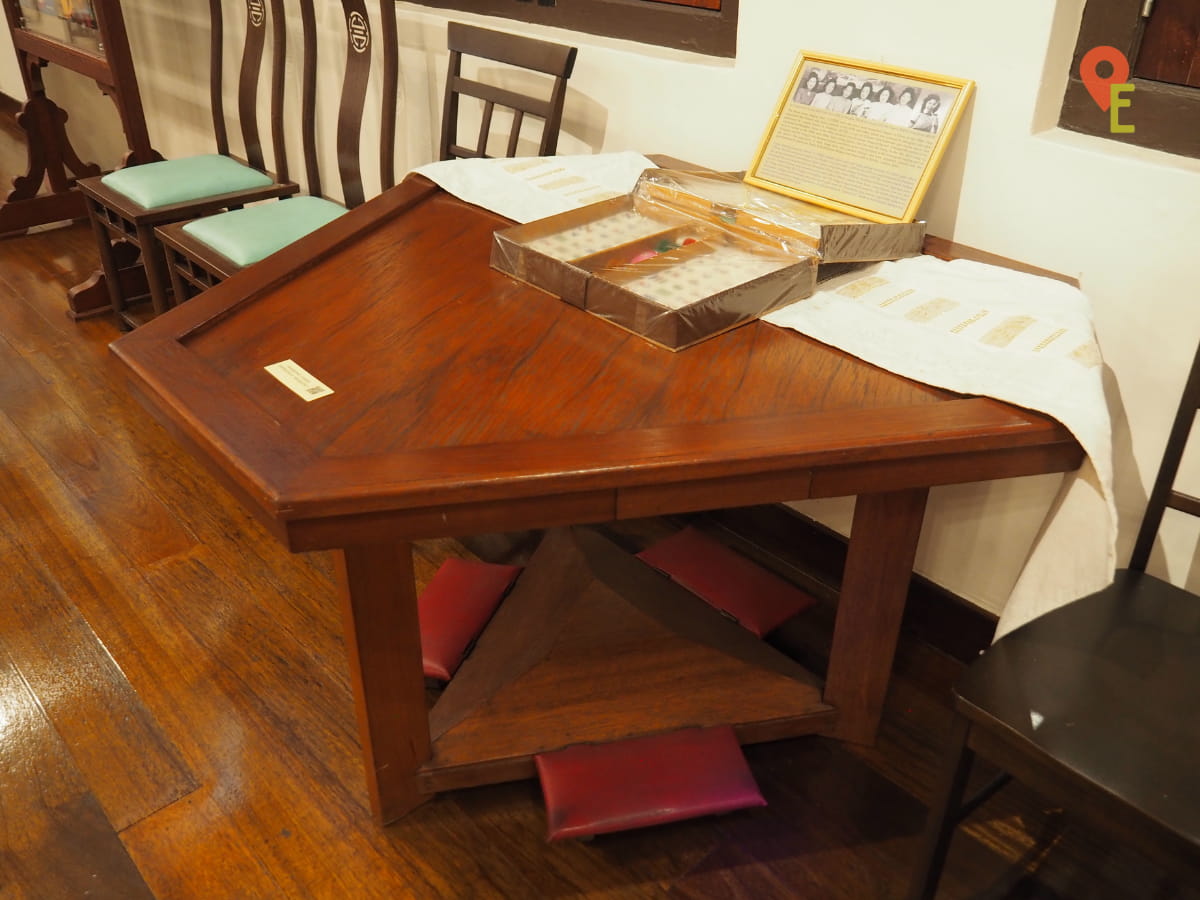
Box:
[1, 122, 1197, 900]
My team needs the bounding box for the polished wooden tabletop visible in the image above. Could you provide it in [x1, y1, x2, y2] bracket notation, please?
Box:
[112, 175, 1080, 551]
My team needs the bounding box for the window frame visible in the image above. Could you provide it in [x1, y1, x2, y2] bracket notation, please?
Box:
[1059, 0, 1200, 158]
[406, 0, 739, 58]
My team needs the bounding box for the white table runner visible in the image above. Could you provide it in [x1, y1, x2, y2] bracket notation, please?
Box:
[412, 152, 656, 224]
[765, 255, 1115, 639]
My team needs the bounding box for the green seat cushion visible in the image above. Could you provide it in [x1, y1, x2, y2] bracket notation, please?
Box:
[181, 196, 347, 267]
[101, 154, 274, 209]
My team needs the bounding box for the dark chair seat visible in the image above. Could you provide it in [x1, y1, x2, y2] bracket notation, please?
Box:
[958, 569, 1200, 862]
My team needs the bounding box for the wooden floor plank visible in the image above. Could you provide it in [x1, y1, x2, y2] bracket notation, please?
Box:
[0, 420, 199, 832]
[0, 649, 156, 900]
[0, 330, 197, 569]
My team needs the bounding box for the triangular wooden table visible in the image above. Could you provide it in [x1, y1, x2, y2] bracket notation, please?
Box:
[111, 176, 1083, 824]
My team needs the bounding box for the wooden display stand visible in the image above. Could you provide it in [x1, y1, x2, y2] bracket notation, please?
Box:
[1, 0, 159, 317]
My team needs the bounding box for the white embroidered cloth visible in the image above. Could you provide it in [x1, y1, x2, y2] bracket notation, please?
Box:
[764, 255, 1116, 639]
[412, 152, 656, 224]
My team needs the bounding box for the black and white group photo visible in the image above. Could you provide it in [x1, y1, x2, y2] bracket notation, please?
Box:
[792, 65, 944, 133]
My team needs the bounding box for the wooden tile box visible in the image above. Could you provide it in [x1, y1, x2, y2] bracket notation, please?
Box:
[492, 194, 816, 350]
[490, 195, 699, 308]
[584, 231, 815, 350]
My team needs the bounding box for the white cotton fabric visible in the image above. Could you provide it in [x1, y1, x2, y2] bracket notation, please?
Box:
[412, 152, 656, 224]
[764, 255, 1115, 639]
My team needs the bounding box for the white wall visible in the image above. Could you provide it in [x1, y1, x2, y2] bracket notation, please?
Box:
[58, 0, 1200, 613]
[0, 26, 24, 100]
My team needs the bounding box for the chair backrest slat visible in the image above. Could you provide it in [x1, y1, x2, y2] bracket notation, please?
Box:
[379, 0, 399, 190]
[506, 111, 524, 157]
[448, 21, 578, 78]
[1129, 340, 1200, 571]
[450, 77, 557, 121]
[440, 23, 577, 161]
[209, 0, 228, 156]
[1167, 490, 1200, 518]
[237, 0, 269, 171]
[336, 0, 373, 209]
[267, 0, 288, 182]
[299, 0, 320, 197]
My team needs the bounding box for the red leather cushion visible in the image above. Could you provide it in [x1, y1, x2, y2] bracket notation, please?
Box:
[536, 726, 765, 840]
[636, 527, 817, 637]
[419, 558, 522, 681]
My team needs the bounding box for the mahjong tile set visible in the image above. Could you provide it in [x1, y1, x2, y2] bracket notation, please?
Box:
[491, 168, 925, 350]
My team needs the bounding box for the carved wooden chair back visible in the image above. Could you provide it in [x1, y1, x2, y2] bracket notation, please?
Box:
[226, 0, 397, 205]
[440, 22, 577, 161]
[908, 340, 1200, 896]
[154, 0, 400, 303]
[78, 0, 317, 328]
[330, 0, 398, 209]
[213, 0, 290, 182]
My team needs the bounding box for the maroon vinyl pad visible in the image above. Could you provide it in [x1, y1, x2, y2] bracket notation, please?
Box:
[535, 726, 766, 840]
[418, 558, 522, 681]
[636, 527, 817, 637]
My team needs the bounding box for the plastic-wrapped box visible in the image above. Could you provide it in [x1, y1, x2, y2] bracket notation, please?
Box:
[490, 195, 700, 309]
[491, 192, 817, 350]
[634, 168, 925, 263]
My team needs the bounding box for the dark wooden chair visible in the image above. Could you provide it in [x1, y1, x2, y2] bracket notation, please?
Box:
[908, 342, 1200, 896]
[152, 0, 398, 304]
[440, 22, 577, 161]
[76, 0, 319, 329]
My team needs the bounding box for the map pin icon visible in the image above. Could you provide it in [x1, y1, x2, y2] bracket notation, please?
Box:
[1080, 45, 1130, 111]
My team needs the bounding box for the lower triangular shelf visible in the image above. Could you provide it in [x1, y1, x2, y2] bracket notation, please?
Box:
[418, 527, 833, 794]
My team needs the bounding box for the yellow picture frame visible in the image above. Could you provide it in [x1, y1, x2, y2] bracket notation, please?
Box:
[745, 52, 974, 224]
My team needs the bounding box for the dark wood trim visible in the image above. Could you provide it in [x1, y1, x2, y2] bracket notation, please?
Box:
[237, 0, 270, 172]
[0, 0, 159, 236]
[412, 0, 738, 58]
[9, 27, 110, 82]
[300, 0, 320, 196]
[337, 0, 371, 209]
[1133, 0, 1200, 88]
[379, 0, 398, 191]
[1059, 0, 1200, 158]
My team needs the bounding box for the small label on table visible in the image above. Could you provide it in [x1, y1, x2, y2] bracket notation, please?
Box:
[265, 359, 333, 401]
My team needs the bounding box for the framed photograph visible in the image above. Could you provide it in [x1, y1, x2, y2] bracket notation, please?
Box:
[745, 52, 974, 224]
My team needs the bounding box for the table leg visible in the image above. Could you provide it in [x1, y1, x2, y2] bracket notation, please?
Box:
[824, 487, 929, 744]
[335, 543, 431, 824]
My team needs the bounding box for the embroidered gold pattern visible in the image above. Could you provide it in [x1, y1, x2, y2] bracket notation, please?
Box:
[950, 310, 988, 333]
[836, 275, 888, 299]
[878, 288, 915, 308]
[1034, 328, 1067, 352]
[1069, 342, 1102, 368]
[905, 297, 958, 322]
[980, 315, 1034, 348]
